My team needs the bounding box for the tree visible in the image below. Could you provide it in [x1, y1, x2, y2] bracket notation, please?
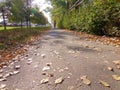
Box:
[8, 0, 25, 28]
[0, 0, 11, 30]
[31, 7, 48, 25]
[50, 0, 68, 28]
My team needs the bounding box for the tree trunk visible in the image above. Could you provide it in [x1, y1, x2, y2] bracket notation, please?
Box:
[20, 19, 23, 29]
[26, 18, 29, 29]
[2, 8, 6, 30]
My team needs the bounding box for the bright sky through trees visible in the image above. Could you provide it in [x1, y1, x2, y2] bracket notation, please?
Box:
[0, 0, 52, 23]
[32, 0, 52, 23]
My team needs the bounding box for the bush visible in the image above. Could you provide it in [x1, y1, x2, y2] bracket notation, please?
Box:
[61, 0, 120, 36]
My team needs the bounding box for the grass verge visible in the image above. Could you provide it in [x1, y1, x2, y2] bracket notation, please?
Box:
[0, 26, 50, 66]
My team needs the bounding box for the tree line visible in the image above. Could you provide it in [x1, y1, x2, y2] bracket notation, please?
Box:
[0, 0, 48, 30]
[51, 0, 120, 37]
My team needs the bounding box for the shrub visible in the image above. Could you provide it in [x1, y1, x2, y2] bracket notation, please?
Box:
[62, 0, 120, 36]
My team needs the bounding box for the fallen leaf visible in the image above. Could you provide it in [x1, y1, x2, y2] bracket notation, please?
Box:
[68, 50, 75, 54]
[12, 71, 20, 75]
[28, 58, 32, 61]
[113, 61, 120, 65]
[59, 69, 64, 72]
[99, 80, 110, 87]
[55, 77, 64, 84]
[107, 67, 113, 71]
[116, 65, 120, 69]
[0, 74, 3, 78]
[3, 73, 10, 78]
[67, 76, 70, 79]
[80, 76, 91, 85]
[0, 84, 6, 89]
[64, 67, 69, 70]
[112, 75, 120, 81]
[41, 54, 46, 58]
[27, 61, 32, 65]
[40, 78, 49, 84]
[0, 70, 3, 73]
[42, 66, 50, 71]
[48, 73, 54, 77]
[0, 78, 7, 81]
[14, 65, 21, 69]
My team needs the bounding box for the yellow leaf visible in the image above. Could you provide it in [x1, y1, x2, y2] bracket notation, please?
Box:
[99, 80, 110, 87]
[55, 77, 64, 84]
[107, 67, 113, 71]
[113, 61, 120, 65]
[112, 75, 120, 81]
[80, 76, 91, 85]
[40, 78, 49, 84]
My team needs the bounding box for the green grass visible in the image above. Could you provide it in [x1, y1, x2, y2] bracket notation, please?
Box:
[0, 26, 20, 30]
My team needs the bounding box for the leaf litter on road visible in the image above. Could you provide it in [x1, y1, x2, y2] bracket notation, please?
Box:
[113, 60, 120, 65]
[55, 77, 64, 84]
[0, 84, 6, 89]
[12, 71, 20, 75]
[41, 54, 46, 58]
[99, 80, 110, 87]
[28, 58, 33, 61]
[14, 65, 21, 69]
[107, 67, 114, 71]
[112, 75, 120, 81]
[80, 76, 91, 85]
[40, 77, 49, 84]
[42, 66, 50, 71]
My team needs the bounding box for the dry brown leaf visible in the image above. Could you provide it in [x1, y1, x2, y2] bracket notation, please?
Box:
[107, 67, 113, 71]
[99, 80, 110, 87]
[112, 75, 120, 81]
[40, 78, 49, 84]
[0, 84, 6, 89]
[80, 76, 91, 85]
[42, 66, 50, 71]
[113, 61, 120, 65]
[55, 77, 64, 84]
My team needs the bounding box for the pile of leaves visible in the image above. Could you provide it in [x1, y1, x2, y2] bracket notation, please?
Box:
[67, 30, 120, 47]
[0, 27, 50, 65]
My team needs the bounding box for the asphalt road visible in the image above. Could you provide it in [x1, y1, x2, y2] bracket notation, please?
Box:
[0, 29, 120, 90]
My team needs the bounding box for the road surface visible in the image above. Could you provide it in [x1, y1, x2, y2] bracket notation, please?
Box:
[0, 29, 120, 90]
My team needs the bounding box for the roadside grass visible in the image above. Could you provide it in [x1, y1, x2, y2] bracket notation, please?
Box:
[0, 26, 50, 64]
[0, 26, 20, 30]
[0, 27, 50, 64]
[0, 26, 50, 50]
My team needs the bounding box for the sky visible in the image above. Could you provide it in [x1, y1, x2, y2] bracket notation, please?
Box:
[32, 0, 52, 23]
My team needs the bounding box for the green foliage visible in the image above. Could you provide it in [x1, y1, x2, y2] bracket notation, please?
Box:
[52, 0, 120, 36]
[31, 8, 48, 25]
[9, 0, 26, 22]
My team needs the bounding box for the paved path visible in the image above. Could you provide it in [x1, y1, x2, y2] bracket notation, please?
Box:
[0, 29, 120, 90]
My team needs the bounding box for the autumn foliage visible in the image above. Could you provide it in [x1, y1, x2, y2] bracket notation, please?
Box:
[0, 27, 50, 65]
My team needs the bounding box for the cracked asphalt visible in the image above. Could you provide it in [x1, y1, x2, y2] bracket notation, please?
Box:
[0, 29, 120, 90]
